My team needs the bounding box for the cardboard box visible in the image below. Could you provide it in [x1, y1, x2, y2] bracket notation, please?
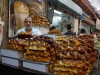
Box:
[2, 56, 22, 67]
[23, 60, 49, 73]
[1, 48, 24, 58]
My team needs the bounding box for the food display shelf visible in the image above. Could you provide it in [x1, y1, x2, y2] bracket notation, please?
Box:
[0, 50, 99, 75]
[22, 58, 50, 73]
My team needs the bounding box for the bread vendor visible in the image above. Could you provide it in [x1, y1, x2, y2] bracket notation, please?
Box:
[10, 17, 42, 39]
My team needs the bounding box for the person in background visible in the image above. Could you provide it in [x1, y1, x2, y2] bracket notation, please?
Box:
[10, 17, 42, 39]
[92, 31, 97, 41]
[80, 29, 86, 35]
[64, 24, 76, 35]
[49, 26, 56, 31]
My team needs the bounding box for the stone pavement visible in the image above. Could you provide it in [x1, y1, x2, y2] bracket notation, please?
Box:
[90, 67, 100, 75]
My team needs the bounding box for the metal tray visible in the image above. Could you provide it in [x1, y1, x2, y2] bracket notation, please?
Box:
[20, 58, 50, 65]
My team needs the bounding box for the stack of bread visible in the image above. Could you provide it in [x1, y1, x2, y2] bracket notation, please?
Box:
[24, 35, 56, 63]
[17, 32, 33, 39]
[30, 14, 50, 27]
[6, 31, 32, 50]
[49, 34, 98, 75]
[6, 33, 98, 74]
[48, 29, 63, 35]
[56, 36, 75, 41]
[6, 39, 30, 50]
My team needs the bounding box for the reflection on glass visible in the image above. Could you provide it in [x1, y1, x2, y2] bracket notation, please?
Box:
[51, 10, 74, 34]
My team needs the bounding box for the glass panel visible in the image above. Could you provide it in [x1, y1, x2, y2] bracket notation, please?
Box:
[81, 23, 91, 34]
[51, 10, 74, 33]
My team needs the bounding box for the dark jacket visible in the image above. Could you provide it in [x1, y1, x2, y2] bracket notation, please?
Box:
[64, 31, 76, 35]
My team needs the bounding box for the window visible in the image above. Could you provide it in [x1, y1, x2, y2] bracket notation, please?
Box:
[51, 10, 74, 33]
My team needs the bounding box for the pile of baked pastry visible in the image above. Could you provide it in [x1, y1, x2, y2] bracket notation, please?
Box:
[6, 33, 98, 75]
[24, 35, 56, 62]
[6, 39, 30, 50]
[48, 29, 62, 35]
[56, 36, 75, 41]
[49, 34, 98, 75]
[30, 14, 50, 27]
[17, 32, 33, 39]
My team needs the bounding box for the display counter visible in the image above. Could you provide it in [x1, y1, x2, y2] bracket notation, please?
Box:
[0, 59, 99, 75]
[0, 48, 52, 75]
[0, 48, 99, 75]
[1, 34, 100, 75]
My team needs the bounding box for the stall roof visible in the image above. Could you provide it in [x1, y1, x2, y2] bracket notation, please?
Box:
[88, 0, 100, 17]
[47, 0, 82, 16]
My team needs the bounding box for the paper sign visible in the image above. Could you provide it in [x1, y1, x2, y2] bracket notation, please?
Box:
[0, 17, 5, 46]
[0, 17, 4, 26]
[0, 25, 3, 45]
[0, 21, 4, 26]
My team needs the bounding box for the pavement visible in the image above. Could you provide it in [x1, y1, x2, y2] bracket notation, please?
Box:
[90, 67, 100, 75]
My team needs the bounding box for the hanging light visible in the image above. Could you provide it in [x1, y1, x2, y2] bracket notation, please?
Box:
[54, 10, 62, 14]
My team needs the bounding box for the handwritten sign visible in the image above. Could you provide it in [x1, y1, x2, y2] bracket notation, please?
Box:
[0, 17, 4, 46]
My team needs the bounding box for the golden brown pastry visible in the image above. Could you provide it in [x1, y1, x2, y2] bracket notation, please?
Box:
[48, 29, 62, 35]
[54, 71, 74, 75]
[17, 46, 23, 50]
[53, 67, 84, 74]
[54, 60, 85, 68]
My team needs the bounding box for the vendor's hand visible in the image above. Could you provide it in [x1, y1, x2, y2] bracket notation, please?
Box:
[8, 35, 17, 39]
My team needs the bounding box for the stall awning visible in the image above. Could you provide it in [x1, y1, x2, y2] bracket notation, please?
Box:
[47, 0, 82, 16]
[72, 0, 99, 20]
[82, 15, 95, 26]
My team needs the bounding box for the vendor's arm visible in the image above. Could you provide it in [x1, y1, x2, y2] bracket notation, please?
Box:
[8, 30, 21, 39]
[8, 33, 18, 39]
[9, 35, 17, 39]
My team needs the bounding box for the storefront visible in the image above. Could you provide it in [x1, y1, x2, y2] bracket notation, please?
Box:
[47, 0, 82, 34]
[95, 18, 100, 37]
[80, 14, 95, 34]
